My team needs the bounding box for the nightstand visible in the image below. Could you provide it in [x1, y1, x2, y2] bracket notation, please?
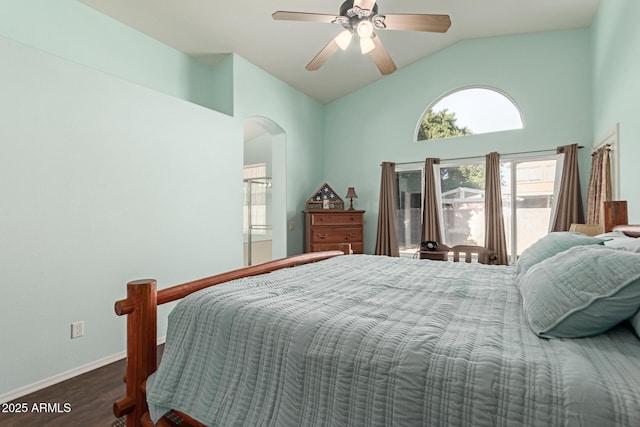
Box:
[419, 250, 448, 261]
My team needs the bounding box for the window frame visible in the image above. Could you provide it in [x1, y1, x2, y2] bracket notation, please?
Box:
[395, 153, 561, 263]
[434, 159, 486, 247]
[500, 153, 562, 264]
[394, 164, 425, 257]
[415, 85, 525, 142]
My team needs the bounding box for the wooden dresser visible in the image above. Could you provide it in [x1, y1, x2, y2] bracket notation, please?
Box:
[303, 210, 365, 254]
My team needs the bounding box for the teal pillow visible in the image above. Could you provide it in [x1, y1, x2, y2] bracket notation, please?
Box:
[516, 232, 605, 277]
[519, 245, 640, 338]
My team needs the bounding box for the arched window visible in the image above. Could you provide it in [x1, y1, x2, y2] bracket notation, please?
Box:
[416, 87, 523, 141]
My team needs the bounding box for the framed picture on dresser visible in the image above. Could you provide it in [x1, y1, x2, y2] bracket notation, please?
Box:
[306, 182, 344, 210]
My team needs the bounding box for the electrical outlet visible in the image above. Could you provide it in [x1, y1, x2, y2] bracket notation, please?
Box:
[288, 221, 295, 231]
[71, 321, 84, 339]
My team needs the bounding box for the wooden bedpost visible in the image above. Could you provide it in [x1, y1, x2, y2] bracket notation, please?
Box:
[113, 279, 158, 427]
[338, 243, 353, 255]
[112, 251, 346, 426]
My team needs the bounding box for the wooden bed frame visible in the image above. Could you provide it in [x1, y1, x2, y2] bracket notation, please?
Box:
[113, 224, 640, 427]
[113, 247, 351, 427]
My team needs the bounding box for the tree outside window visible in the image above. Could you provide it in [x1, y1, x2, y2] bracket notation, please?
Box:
[417, 87, 523, 141]
[397, 88, 555, 262]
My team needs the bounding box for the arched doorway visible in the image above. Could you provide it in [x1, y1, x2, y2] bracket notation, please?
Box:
[243, 117, 286, 266]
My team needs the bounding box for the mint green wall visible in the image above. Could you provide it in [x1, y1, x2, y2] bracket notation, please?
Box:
[0, 36, 242, 395]
[233, 56, 326, 255]
[210, 55, 235, 115]
[0, 0, 325, 398]
[0, 0, 220, 111]
[324, 29, 593, 253]
[592, 0, 640, 221]
[0, 0, 624, 402]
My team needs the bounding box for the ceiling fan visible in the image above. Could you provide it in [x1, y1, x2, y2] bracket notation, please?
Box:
[272, 0, 451, 75]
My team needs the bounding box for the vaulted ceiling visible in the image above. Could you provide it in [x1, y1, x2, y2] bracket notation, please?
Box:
[78, 0, 600, 104]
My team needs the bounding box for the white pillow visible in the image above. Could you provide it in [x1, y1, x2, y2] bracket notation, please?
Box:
[596, 231, 640, 253]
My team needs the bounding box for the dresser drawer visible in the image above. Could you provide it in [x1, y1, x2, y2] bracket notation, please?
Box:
[310, 242, 363, 254]
[309, 212, 363, 226]
[311, 227, 362, 243]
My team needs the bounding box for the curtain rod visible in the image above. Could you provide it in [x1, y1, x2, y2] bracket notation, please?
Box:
[591, 143, 613, 155]
[386, 146, 585, 167]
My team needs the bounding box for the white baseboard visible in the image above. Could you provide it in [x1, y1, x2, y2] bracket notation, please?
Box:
[0, 336, 166, 404]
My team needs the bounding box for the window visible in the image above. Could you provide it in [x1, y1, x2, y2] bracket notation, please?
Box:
[417, 87, 523, 141]
[516, 166, 542, 182]
[396, 155, 559, 263]
[395, 169, 423, 256]
[243, 164, 271, 238]
[437, 162, 486, 246]
[502, 157, 560, 261]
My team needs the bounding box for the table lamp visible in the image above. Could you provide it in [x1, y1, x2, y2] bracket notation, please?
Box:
[345, 187, 358, 211]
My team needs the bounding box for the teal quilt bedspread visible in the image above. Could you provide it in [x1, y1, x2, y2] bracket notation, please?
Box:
[147, 255, 640, 426]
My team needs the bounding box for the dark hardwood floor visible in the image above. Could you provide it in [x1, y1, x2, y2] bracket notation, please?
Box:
[0, 346, 163, 427]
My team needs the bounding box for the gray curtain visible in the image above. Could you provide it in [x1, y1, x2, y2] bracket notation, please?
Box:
[421, 158, 442, 243]
[552, 144, 585, 231]
[484, 152, 508, 265]
[586, 145, 612, 226]
[375, 162, 399, 257]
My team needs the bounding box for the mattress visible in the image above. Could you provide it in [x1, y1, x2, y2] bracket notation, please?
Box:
[147, 254, 640, 426]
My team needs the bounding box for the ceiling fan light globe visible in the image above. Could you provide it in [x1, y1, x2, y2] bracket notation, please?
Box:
[356, 20, 374, 38]
[335, 30, 353, 50]
[360, 36, 375, 54]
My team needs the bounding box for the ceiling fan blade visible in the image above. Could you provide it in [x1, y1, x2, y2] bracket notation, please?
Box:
[272, 11, 338, 24]
[380, 14, 451, 33]
[354, 0, 377, 10]
[306, 39, 340, 71]
[369, 35, 397, 75]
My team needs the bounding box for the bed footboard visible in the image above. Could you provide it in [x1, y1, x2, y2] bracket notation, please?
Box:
[113, 249, 348, 427]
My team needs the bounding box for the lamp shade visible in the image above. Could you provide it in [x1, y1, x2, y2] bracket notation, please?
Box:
[357, 20, 373, 39]
[334, 30, 353, 51]
[345, 187, 358, 199]
[359, 36, 375, 54]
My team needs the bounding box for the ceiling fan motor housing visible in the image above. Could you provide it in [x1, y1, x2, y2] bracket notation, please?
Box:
[273, 0, 449, 75]
[340, 0, 378, 16]
[338, 0, 380, 31]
